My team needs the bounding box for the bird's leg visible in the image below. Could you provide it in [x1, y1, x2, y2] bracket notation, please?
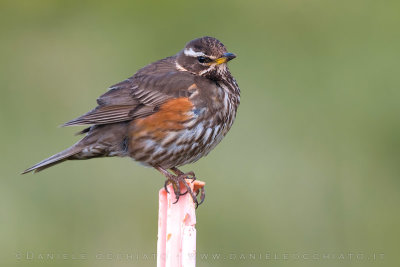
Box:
[171, 167, 205, 207]
[155, 166, 181, 204]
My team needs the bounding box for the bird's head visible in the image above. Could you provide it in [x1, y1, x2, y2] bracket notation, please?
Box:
[176, 36, 236, 80]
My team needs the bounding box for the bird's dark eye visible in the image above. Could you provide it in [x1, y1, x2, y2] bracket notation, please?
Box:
[197, 56, 208, 63]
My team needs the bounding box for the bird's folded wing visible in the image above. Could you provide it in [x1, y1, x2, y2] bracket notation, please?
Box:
[62, 69, 197, 127]
[62, 78, 140, 126]
[62, 105, 138, 126]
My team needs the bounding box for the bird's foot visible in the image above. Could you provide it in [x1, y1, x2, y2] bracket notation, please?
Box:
[171, 167, 196, 185]
[171, 167, 205, 207]
[156, 166, 205, 207]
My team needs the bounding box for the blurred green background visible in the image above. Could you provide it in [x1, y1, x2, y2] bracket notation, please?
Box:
[1, 0, 400, 266]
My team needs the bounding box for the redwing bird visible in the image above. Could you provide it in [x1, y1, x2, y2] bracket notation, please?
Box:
[22, 36, 240, 206]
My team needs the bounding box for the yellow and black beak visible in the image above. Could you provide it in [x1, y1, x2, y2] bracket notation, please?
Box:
[215, 52, 237, 65]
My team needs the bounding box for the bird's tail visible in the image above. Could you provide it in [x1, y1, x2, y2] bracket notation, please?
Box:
[21, 144, 82, 174]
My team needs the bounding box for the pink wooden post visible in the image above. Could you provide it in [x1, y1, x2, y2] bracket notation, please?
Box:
[157, 180, 205, 267]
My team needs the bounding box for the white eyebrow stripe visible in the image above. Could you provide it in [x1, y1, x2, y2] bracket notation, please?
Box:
[184, 48, 206, 57]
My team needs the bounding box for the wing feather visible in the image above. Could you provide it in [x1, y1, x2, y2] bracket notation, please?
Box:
[63, 57, 198, 127]
[62, 105, 135, 126]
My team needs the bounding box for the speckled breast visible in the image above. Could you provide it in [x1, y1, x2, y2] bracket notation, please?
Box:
[127, 83, 239, 169]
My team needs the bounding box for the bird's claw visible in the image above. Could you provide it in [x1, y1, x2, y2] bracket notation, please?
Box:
[164, 175, 182, 204]
[197, 186, 205, 206]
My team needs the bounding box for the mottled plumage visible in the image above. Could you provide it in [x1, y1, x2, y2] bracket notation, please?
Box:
[22, 37, 240, 206]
